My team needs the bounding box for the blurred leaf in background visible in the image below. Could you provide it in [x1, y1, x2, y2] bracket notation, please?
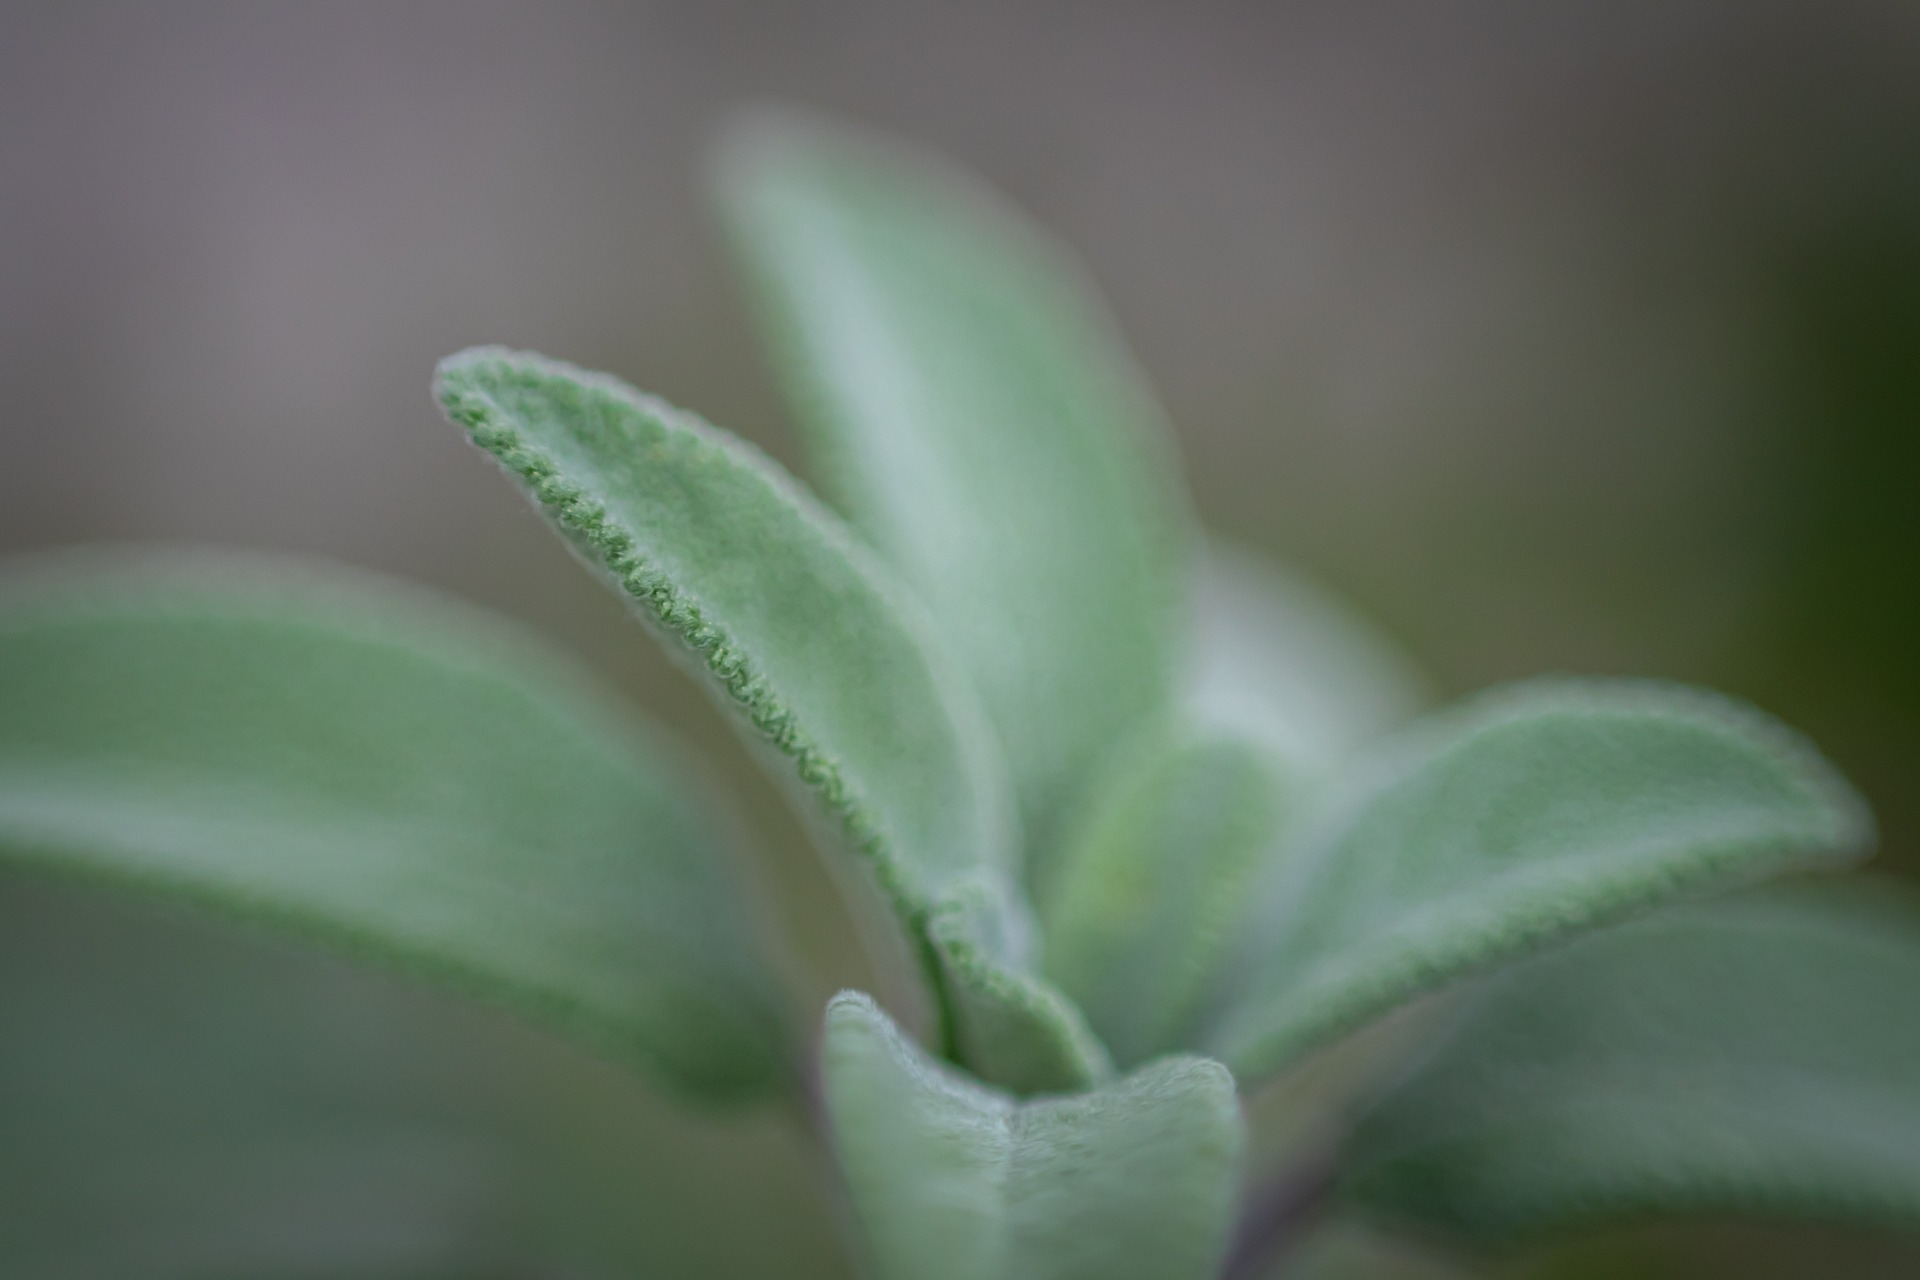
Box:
[3, 6, 1920, 1279]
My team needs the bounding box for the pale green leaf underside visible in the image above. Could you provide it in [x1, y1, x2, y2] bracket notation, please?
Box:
[0, 552, 789, 1102]
[718, 111, 1188, 862]
[1185, 540, 1430, 770]
[822, 991, 1243, 1280]
[1343, 887, 1920, 1244]
[1042, 727, 1295, 1070]
[434, 348, 1016, 930]
[1210, 679, 1872, 1082]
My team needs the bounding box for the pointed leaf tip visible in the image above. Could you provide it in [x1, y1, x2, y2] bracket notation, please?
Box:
[435, 345, 1016, 920]
[1212, 678, 1872, 1082]
[1344, 887, 1920, 1243]
[717, 112, 1190, 862]
[438, 347, 1107, 1094]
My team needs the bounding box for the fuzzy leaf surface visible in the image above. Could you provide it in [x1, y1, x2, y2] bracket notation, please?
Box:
[821, 991, 1243, 1280]
[0, 553, 789, 1101]
[435, 349, 1097, 1092]
[1210, 680, 1871, 1081]
[1342, 888, 1920, 1243]
[435, 347, 1016, 928]
[719, 112, 1188, 859]
[1042, 728, 1294, 1069]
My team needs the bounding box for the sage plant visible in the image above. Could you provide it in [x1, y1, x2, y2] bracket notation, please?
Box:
[2, 112, 1915, 1279]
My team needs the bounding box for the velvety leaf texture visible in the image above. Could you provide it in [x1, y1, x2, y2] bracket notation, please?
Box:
[821, 991, 1243, 1280]
[434, 348, 1015, 927]
[1042, 727, 1295, 1070]
[0, 553, 789, 1102]
[436, 348, 1101, 1094]
[717, 111, 1189, 862]
[1210, 679, 1872, 1082]
[1342, 887, 1920, 1244]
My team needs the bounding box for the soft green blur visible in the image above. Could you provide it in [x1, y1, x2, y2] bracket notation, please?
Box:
[3, 4, 1917, 1276]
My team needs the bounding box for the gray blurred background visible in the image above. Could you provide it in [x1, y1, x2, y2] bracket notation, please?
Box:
[4, 3, 1918, 1277]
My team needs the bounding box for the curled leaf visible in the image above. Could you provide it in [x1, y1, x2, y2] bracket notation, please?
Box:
[929, 879, 1113, 1095]
[822, 991, 1243, 1280]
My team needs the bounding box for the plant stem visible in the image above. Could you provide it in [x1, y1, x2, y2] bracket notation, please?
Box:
[1218, 1140, 1340, 1280]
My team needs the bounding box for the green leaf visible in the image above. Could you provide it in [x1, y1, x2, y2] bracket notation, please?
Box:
[928, 879, 1113, 1095]
[1341, 886, 1920, 1244]
[435, 349, 1014, 911]
[0, 872, 852, 1278]
[718, 111, 1189, 860]
[1208, 679, 1872, 1082]
[1186, 540, 1430, 770]
[0, 551, 789, 1103]
[436, 348, 1083, 1092]
[821, 991, 1244, 1280]
[1041, 726, 1296, 1070]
